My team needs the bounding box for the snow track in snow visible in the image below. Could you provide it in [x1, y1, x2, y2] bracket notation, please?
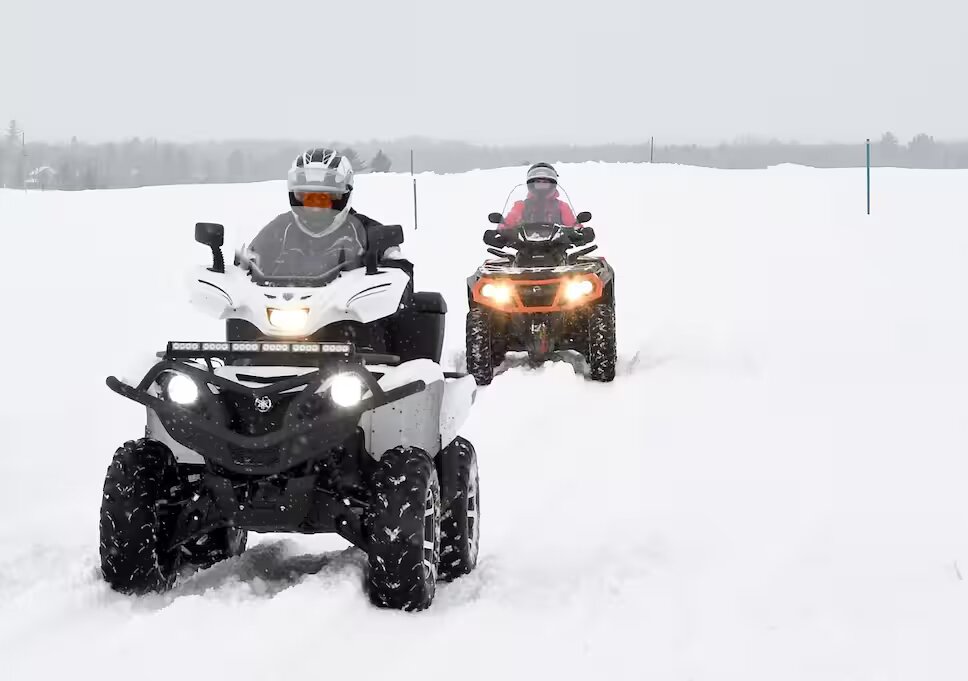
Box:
[3, 163, 968, 680]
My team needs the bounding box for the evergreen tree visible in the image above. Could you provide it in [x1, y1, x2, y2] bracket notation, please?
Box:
[5, 120, 23, 187]
[369, 149, 392, 173]
[341, 147, 366, 171]
[877, 131, 900, 165]
[5, 120, 20, 145]
[226, 149, 246, 181]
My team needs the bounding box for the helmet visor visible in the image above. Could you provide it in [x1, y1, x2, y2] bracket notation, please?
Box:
[528, 179, 556, 195]
[288, 164, 352, 195]
[296, 191, 336, 209]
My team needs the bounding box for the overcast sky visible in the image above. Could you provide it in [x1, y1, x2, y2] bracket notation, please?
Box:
[2, 0, 965, 145]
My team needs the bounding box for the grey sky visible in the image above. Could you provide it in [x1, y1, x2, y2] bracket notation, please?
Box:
[3, 0, 966, 145]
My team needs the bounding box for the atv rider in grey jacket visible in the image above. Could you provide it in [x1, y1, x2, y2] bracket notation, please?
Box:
[247, 148, 409, 282]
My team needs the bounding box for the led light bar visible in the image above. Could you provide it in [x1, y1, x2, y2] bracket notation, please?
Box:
[321, 343, 352, 353]
[166, 341, 354, 357]
[261, 343, 290, 352]
[291, 343, 320, 352]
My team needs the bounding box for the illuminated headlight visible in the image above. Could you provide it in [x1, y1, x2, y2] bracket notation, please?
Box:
[166, 373, 199, 405]
[267, 307, 310, 333]
[480, 282, 513, 304]
[563, 279, 596, 302]
[330, 373, 365, 408]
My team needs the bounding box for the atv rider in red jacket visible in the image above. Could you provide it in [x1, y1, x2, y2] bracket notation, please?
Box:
[502, 163, 578, 229]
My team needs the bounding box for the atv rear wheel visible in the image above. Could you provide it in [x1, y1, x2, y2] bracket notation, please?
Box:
[466, 307, 494, 386]
[588, 301, 617, 382]
[99, 439, 180, 595]
[365, 447, 441, 611]
[438, 437, 480, 581]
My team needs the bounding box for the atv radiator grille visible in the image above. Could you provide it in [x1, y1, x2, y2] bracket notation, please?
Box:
[517, 283, 559, 308]
[221, 392, 300, 467]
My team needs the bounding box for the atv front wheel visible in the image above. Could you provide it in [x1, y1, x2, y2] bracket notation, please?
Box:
[365, 447, 441, 611]
[466, 307, 494, 386]
[438, 437, 480, 581]
[99, 439, 180, 595]
[588, 301, 617, 382]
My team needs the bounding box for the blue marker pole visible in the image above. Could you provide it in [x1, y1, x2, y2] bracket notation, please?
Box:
[866, 138, 871, 215]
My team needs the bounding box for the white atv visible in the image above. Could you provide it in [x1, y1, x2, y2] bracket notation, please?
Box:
[99, 221, 480, 611]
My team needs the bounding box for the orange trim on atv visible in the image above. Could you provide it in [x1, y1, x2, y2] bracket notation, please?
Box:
[471, 273, 604, 313]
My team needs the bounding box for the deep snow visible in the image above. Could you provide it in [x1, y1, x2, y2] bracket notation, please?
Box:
[2, 163, 968, 680]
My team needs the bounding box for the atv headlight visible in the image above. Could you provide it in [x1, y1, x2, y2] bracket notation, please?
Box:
[267, 307, 310, 333]
[480, 282, 513, 305]
[330, 373, 365, 408]
[166, 373, 199, 405]
[563, 278, 596, 303]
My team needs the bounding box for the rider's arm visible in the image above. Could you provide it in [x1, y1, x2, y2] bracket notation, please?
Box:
[355, 209, 415, 279]
[503, 200, 525, 229]
[247, 212, 292, 268]
[559, 201, 579, 228]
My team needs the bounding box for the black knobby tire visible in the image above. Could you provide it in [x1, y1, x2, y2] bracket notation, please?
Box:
[99, 439, 180, 595]
[185, 527, 248, 570]
[588, 301, 617, 382]
[438, 437, 480, 582]
[365, 447, 441, 611]
[466, 307, 494, 386]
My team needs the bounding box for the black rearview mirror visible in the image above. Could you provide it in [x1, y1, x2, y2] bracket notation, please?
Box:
[488, 212, 504, 224]
[483, 229, 507, 248]
[195, 222, 225, 273]
[195, 222, 224, 247]
[576, 211, 592, 224]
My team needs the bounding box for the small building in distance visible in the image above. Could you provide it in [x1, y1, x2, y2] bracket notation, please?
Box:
[25, 166, 58, 190]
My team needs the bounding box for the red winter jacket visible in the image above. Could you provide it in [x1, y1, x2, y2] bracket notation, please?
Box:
[502, 190, 578, 229]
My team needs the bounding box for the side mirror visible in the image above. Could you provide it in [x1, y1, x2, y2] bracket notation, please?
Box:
[488, 212, 505, 225]
[195, 222, 224, 247]
[195, 222, 225, 273]
[576, 211, 592, 224]
[483, 229, 507, 248]
[365, 224, 405, 275]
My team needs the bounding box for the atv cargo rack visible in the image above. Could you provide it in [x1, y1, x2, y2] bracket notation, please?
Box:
[105, 341, 428, 475]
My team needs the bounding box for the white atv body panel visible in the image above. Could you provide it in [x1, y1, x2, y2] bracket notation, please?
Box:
[136, 252, 475, 466]
[188, 264, 409, 337]
[144, 360, 475, 465]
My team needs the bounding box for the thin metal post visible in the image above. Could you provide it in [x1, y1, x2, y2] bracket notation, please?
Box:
[866, 138, 871, 215]
[650, 136, 654, 163]
[411, 149, 418, 230]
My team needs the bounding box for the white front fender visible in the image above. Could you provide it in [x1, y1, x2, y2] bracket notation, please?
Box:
[188, 266, 235, 319]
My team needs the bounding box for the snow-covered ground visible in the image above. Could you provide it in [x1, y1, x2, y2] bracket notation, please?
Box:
[2, 163, 968, 680]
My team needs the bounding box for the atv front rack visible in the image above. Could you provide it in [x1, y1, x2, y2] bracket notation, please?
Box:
[160, 340, 401, 367]
[106, 345, 426, 475]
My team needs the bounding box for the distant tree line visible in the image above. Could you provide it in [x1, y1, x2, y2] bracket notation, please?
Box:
[1, 121, 966, 190]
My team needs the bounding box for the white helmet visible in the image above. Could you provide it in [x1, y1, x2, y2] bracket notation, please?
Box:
[526, 162, 558, 197]
[287, 148, 355, 237]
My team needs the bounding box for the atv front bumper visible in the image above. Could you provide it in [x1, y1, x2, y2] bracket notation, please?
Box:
[107, 345, 426, 475]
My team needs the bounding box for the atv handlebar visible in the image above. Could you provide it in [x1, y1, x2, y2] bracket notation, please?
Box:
[483, 224, 594, 251]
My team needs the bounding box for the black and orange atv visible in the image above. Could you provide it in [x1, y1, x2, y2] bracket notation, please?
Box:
[465, 209, 616, 385]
